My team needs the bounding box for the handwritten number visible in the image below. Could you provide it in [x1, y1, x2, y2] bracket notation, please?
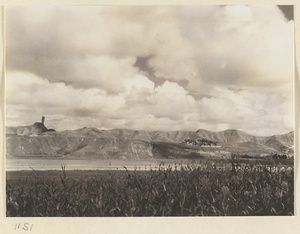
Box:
[14, 223, 33, 231]
[22, 223, 29, 231]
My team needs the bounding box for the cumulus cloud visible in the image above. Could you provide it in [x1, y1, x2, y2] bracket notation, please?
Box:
[5, 5, 294, 135]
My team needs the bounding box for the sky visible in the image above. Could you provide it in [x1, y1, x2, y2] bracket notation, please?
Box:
[5, 5, 294, 136]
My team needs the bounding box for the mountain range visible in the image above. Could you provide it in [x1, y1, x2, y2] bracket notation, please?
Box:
[6, 124, 294, 159]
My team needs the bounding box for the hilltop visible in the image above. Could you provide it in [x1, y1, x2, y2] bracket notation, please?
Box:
[7, 116, 55, 136]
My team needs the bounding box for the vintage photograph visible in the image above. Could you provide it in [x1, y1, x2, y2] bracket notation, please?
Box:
[5, 5, 294, 217]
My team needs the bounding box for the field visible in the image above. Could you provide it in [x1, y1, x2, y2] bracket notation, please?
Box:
[6, 159, 294, 217]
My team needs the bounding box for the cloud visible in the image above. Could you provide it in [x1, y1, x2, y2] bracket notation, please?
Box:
[7, 6, 293, 90]
[6, 72, 127, 128]
[177, 6, 294, 93]
[198, 86, 293, 135]
[5, 6, 294, 135]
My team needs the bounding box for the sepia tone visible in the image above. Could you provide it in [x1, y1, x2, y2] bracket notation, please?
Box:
[5, 5, 294, 217]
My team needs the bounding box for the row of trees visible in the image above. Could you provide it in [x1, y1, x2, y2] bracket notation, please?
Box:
[182, 138, 218, 147]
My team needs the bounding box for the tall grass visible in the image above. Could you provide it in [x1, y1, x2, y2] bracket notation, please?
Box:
[6, 161, 294, 217]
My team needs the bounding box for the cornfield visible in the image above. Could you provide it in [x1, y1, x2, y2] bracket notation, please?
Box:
[6, 161, 294, 217]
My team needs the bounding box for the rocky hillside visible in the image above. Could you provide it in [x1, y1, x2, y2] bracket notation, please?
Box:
[6, 126, 294, 159]
[7, 122, 55, 135]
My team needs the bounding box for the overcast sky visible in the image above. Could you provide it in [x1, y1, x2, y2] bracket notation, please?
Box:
[5, 5, 294, 136]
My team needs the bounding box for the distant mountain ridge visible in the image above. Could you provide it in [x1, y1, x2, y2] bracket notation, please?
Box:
[6, 126, 294, 159]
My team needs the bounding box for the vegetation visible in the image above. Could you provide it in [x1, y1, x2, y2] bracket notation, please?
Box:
[6, 160, 294, 217]
[182, 138, 218, 146]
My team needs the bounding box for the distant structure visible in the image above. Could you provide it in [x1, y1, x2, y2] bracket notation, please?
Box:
[29, 116, 55, 135]
[31, 122, 48, 135]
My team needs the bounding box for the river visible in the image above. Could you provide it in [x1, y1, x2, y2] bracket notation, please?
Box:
[6, 158, 186, 171]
